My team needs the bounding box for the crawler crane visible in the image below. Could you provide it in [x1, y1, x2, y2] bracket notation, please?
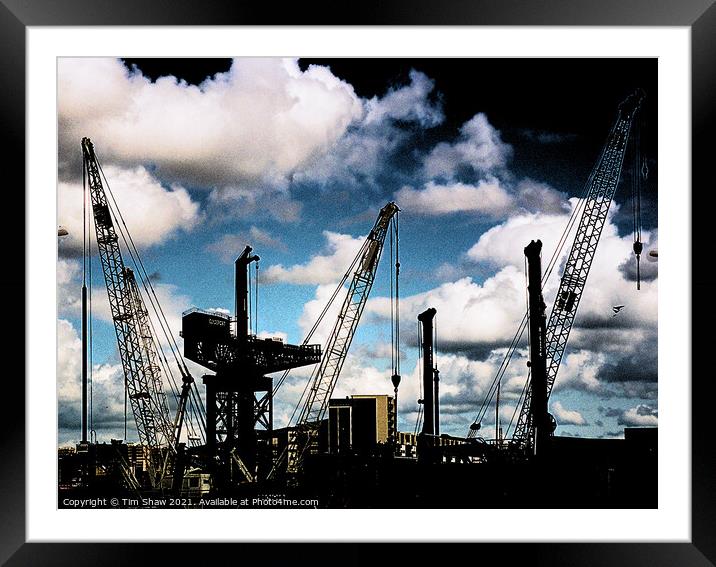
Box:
[82, 138, 205, 489]
[269, 202, 400, 477]
[467, 90, 647, 456]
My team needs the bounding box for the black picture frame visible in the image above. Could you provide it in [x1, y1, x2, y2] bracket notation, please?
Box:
[5, 1, 713, 564]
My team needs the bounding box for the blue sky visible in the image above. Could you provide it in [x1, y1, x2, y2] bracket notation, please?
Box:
[57, 57, 658, 446]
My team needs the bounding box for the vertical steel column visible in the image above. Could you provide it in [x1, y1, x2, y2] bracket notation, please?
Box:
[235, 246, 258, 342]
[81, 284, 88, 444]
[433, 368, 440, 437]
[524, 240, 549, 456]
[418, 308, 437, 436]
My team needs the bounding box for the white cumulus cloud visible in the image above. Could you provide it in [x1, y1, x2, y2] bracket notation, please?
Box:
[59, 58, 363, 192]
[57, 319, 129, 444]
[551, 400, 588, 425]
[367, 199, 657, 404]
[395, 177, 568, 218]
[262, 231, 364, 285]
[395, 179, 514, 217]
[294, 69, 443, 189]
[423, 112, 512, 180]
[364, 69, 443, 127]
[58, 164, 200, 255]
[368, 268, 527, 350]
[618, 404, 658, 426]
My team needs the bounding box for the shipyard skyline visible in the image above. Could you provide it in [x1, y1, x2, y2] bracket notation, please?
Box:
[57, 57, 658, 449]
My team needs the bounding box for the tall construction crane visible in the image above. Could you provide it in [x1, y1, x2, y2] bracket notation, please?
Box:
[274, 201, 400, 476]
[510, 90, 646, 453]
[82, 137, 201, 488]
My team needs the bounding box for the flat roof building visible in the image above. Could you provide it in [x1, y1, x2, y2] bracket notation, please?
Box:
[327, 394, 396, 455]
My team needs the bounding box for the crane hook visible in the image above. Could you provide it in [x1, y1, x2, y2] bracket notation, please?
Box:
[633, 240, 643, 290]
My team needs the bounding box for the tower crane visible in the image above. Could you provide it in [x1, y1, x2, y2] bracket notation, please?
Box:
[82, 137, 203, 488]
[270, 201, 400, 477]
[510, 90, 646, 453]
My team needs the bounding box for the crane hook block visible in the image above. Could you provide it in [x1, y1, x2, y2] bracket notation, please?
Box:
[633, 241, 643, 256]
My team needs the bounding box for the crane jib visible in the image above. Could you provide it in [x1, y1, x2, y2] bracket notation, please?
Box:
[284, 201, 399, 474]
[511, 90, 645, 450]
[83, 137, 177, 489]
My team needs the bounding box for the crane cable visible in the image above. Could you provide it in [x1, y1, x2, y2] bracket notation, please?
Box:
[389, 215, 401, 432]
[393, 214, 401, 380]
[503, 114, 625, 440]
[98, 170, 198, 444]
[247, 260, 252, 336]
[88, 192, 96, 442]
[276, 228, 370, 414]
[94, 156, 205, 445]
[96, 159, 193, 381]
[466, 131, 608, 437]
[434, 313, 439, 435]
[394, 216, 401, 437]
[390, 221, 395, 380]
[82, 159, 96, 442]
[468, 210, 583, 436]
[467, 257, 533, 439]
[414, 319, 424, 435]
[632, 107, 645, 290]
[255, 261, 259, 337]
[505, 375, 530, 440]
[284, 212, 400, 426]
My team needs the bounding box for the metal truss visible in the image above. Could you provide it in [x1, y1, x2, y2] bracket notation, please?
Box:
[82, 138, 174, 486]
[512, 92, 645, 450]
[288, 202, 399, 472]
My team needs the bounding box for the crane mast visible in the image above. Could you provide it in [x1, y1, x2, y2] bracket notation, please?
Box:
[82, 137, 176, 486]
[289, 202, 399, 472]
[512, 90, 645, 452]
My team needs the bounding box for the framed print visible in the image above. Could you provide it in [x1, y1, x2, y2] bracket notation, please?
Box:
[6, 0, 715, 564]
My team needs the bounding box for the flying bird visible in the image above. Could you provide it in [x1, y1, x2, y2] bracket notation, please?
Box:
[612, 305, 625, 317]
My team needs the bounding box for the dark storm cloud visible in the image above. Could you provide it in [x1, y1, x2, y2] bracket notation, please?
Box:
[570, 326, 657, 361]
[205, 186, 303, 225]
[571, 316, 643, 332]
[293, 69, 444, 195]
[435, 399, 482, 415]
[598, 350, 657, 384]
[58, 239, 84, 259]
[58, 401, 127, 431]
[207, 227, 288, 263]
[602, 431, 625, 438]
[598, 406, 623, 418]
[58, 406, 80, 430]
[518, 129, 579, 144]
[610, 381, 658, 400]
[434, 341, 523, 360]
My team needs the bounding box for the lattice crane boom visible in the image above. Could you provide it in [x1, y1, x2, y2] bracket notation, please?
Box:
[82, 137, 176, 486]
[511, 90, 645, 450]
[288, 201, 399, 472]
